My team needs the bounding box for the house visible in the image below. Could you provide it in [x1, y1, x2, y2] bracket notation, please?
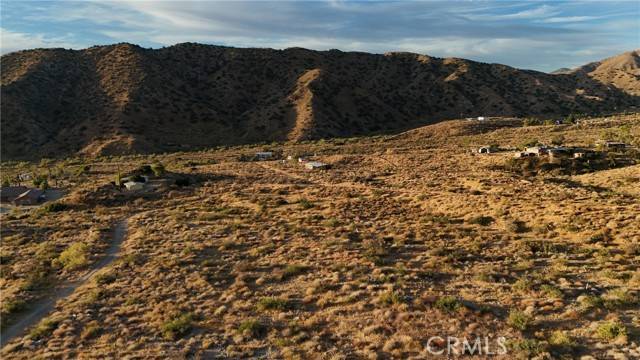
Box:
[255, 152, 273, 161]
[598, 141, 626, 150]
[478, 146, 496, 154]
[548, 147, 571, 159]
[525, 146, 549, 156]
[124, 181, 144, 191]
[573, 149, 597, 159]
[514, 152, 535, 158]
[13, 189, 44, 206]
[0, 186, 29, 203]
[304, 161, 330, 170]
[477, 116, 486, 121]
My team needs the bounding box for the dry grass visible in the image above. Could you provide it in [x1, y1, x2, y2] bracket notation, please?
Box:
[1, 114, 639, 359]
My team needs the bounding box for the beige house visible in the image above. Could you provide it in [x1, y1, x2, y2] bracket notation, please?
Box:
[304, 161, 330, 170]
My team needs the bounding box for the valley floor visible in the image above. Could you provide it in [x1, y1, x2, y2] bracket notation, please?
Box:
[1, 114, 639, 359]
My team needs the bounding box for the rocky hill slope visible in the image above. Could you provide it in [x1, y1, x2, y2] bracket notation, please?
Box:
[1, 43, 638, 159]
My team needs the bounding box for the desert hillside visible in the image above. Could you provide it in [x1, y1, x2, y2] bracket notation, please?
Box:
[1, 43, 639, 160]
[570, 50, 640, 96]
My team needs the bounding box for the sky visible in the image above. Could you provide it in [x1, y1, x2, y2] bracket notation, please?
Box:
[0, 0, 638, 72]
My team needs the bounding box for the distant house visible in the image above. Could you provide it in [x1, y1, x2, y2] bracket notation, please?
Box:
[573, 149, 597, 159]
[13, 189, 44, 206]
[477, 116, 486, 121]
[597, 141, 627, 150]
[514, 152, 535, 158]
[124, 181, 144, 191]
[548, 147, 571, 159]
[525, 146, 549, 156]
[304, 161, 330, 170]
[255, 152, 273, 161]
[0, 186, 29, 203]
[478, 146, 496, 154]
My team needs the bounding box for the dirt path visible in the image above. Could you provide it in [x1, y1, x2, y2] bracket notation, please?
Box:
[0, 219, 128, 348]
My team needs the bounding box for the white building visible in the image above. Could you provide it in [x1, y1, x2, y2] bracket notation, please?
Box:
[124, 181, 144, 191]
[304, 161, 330, 170]
[255, 152, 273, 160]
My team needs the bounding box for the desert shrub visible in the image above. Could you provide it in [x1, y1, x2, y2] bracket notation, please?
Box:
[41, 202, 68, 213]
[57, 242, 89, 270]
[579, 295, 604, 310]
[238, 319, 267, 337]
[507, 309, 533, 331]
[506, 219, 528, 233]
[80, 321, 101, 340]
[363, 238, 388, 265]
[523, 118, 543, 126]
[509, 339, 545, 357]
[551, 134, 565, 146]
[548, 330, 575, 350]
[468, 216, 494, 226]
[379, 291, 403, 306]
[520, 139, 540, 149]
[589, 229, 612, 244]
[596, 321, 627, 341]
[281, 264, 307, 280]
[602, 289, 637, 309]
[257, 297, 289, 312]
[2, 298, 27, 316]
[298, 198, 314, 209]
[512, 278, 533, 293]
[161, 312, 194, 340]
[434, 296, 461, 313]
[151, 163, 165, 176]
[94, 272, 117, 285]
[29, 317, 60, 340]
[540, 284, 563, 299]
[622, 241, 640, 256]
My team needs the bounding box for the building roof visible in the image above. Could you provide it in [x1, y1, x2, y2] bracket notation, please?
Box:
[305, 161, 329, 168]
[1, 186, 30, 198]
[13, 189, 44, 202]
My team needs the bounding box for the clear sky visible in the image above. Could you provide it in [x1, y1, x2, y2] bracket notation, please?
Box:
[1, 0, 638, 72]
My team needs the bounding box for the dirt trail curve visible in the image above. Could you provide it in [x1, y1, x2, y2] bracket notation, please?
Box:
[0, 219, 128, 348]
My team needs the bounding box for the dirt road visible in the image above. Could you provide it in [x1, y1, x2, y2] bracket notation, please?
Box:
[0, 219, 128, 348]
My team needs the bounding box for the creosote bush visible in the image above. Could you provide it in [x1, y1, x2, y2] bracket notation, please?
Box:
[507, 309, 533, 331]
[238, 319, 267, 338]
[161, 312, 194, 340]
[434, 296, 461, 313]
[56, 242, 89, 270]
[596, 321, 627, 341]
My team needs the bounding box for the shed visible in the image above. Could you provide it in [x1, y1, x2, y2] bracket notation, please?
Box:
[304, 161, 330, 170]
[514, 152, 535, 158]
[478, 146, 495, 154]
[0, 186, 29, 203]
[573, 149, 597, 159]
[525, 146, 548, 155]
[13, 189, 44, 205]
[124, 181, 144, 191]
[255, 152, 273, 160]
[599, 141, 626, 150]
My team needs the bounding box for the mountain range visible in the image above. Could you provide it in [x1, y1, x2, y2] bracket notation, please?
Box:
[1, 44, 638, 160]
